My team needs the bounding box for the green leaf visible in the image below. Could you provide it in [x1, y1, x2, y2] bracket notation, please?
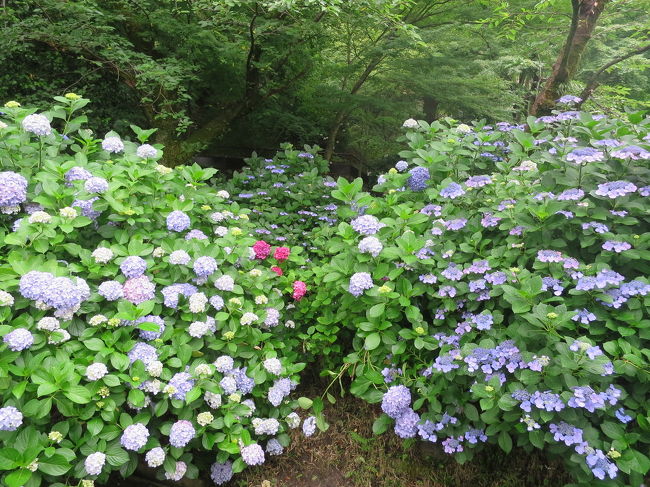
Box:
[0, 448, 21, 470]
[498, 431, 512, 453]
[297, 397, 313, 409]
[364, 333, 381, 351]
[106, 444, 129, 467]
[367, 303, 385, 319]
[64, 385, 91, 404]
[38, 454, 71, 476]
[5, 469, 31, 487]
[372, 414, 392, 435]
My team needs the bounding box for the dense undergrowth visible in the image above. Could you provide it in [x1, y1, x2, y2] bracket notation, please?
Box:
[0, 96, 649, 487]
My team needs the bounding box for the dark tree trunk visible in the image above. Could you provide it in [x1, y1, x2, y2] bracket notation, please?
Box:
[423, 96, 439, 123]
[530, 0, 609, 116]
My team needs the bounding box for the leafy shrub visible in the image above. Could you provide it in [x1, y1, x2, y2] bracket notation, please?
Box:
[298, 108, 650, 485]
[0, 96, 325, 487]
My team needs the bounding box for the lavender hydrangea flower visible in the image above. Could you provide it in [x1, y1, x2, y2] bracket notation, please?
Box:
[439, 182, 465, 199]
[101, 136, 124, 153]
[166, 211, 191, 232]
[602, 241, 631, 253]
[120, 256, 147, 278]
[556, 95, 582, 105]
[241, 444, 265, 466]
[193, 256, 217, 277]
[128, 342, 158, 365]
[594, 181, 638, 199]
[0, 172, 28, 208]
[537, 250, 563, 263]
[120, 423, 149, 451]
[407, 167, 430, 191]
[0, 406, 23, 431]
[65, 166, 92, 184]
[349, 272, 373, 297]
[395, 160, 408, 171]
[123, 276, 155, 305]
[268, 378, 296, 406]
[351, 215, 384, 235]
[572, 308, 597, 324]
[210, 461, 233, 485]
[135, 315, 165, 340]
[610, 145, 650, 160]
[161, 283, 197, 308]
[266, 439, 284, 456]
[565, 147, 603, 164]
[214, 275, 234, 292]
[84, 177, 108, 193]
[167, 372, 195, 401]
[169, 420, 195, 447]
[381, 385, 411, 419]
[465, 175, 492, 188]
[185, 229, 208, 240]
[557, 188, 584, 201]
[145, 447, 165, 468]
[22, 113, 52, 136]
[136, 144, 158, 159]
[394, 409, 419, 438]
[586, 449, 618, 480]
[3, 328, 34, 351]
[549, 422, 583, 446]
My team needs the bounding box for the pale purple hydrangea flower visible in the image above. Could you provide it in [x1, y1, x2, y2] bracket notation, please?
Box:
[586, 449, 618, 480]
[556, 95, 582, 105]
[351, 215, 385, 235]
[185, 229, 208, 240]
[169, 420, 195, 447]
[241, 444, 265, 466]
[84, 177, 108, 193]
[349, 272, 373, 297]
[161, 283, 197, 308]
[610, 145, 650, 160]
[3, 328, 34, 351]
[602, 241, 631, 253]
[567, 147, 606, 164]
[594, 181, 637, 199]
[381, 385, 411, 419]
[210, 461, 233, 485]
[128, 342, 158, 365]
[439, 182, 465, 199]
[358, 236, 383, 257]
[166, 211, 191, 232]
[537, 250, 563, 263]
[214, 275, 234, 292]
[0, 406, 23, 431]
[123, 276, 155, 305]
[136, 144, 158, 159]
[22, 113, 52, 136]
[193, 256, 217, 277]
[65, 166, 92, 184]
[101, 136, 124, 153]
[120, 423, 149, 451]
[0, 172, 28, 207]
[120, 256, 147, 278]
[135, 315, 165, 340]
[168, 372, 195, 401]
[302, 416, 317, 437]
[407, 167, 430, 191]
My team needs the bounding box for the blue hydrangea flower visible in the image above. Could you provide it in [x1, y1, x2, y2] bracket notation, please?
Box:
[120, 423, 149, 451]
[0, 406, 23, 431]
[210, 461, 233, 485]
[169, 420, 195, 447]
[381, 385, 411, 419]
[439, 182, 465, 199]
[407, 167, 430, 191]
[349, 272, 373, 297]
[166, 210, 191, 232]
[120, 256, 147, 279]
[0, 172, 28, 208]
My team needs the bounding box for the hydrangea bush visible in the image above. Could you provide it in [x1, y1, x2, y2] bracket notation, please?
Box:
[297, 107, 650, 485]
[0, 96, 325, 487]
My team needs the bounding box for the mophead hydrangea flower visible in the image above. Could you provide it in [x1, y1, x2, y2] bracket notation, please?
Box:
[120, 423, 149, 451]
[166, 210, 191, 232]
[22, 113, 52, 136]
[0, 171, 28, 208]
[0, 406, 23, 431]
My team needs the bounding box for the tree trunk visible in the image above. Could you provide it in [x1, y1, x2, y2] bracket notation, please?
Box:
[530, 0, 609, 116]
[423, 96, 439, 123]
[157, 104, 249, 167]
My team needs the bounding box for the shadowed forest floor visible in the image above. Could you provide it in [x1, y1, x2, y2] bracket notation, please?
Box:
[111, 392, 572, 487]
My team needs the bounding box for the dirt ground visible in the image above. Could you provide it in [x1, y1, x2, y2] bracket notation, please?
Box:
[110, 393, 571, 487]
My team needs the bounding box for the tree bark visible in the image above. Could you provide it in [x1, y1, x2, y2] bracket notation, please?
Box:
[576, 42, 650, 108]
[423, 96, 439, 122]
[530, 0, 609, 116]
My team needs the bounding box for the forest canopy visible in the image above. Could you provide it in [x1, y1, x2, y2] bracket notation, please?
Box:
[2, 0, 649, 168]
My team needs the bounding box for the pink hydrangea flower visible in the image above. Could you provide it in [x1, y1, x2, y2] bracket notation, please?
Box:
[274, 246, 290, 262]
[271, 266, 283, 276]
[253, 241, 271, 259]
[293, 281, 307, 301]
